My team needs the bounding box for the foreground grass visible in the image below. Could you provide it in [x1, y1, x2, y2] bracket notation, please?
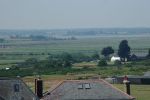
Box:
[113, 84, 150, 100]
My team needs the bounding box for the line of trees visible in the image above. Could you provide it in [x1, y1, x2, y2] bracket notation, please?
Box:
[101, 39, 150, 63]
[101, 40, 131, 62]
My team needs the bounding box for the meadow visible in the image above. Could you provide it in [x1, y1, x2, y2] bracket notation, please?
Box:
[0, 36, 150, 56]
[0, 35, 149, 69]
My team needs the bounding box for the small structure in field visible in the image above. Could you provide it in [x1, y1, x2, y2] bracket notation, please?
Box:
[111, 56, 121, 62]
[116, 75, 150, 84]
[5, 67, 10, 70]
[144, 71, 150, 76]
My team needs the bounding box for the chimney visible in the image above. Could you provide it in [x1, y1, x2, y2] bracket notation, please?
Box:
[125, 81, 131, 95]
[123, 75, 131, 95]
[35, 78, 43, 98]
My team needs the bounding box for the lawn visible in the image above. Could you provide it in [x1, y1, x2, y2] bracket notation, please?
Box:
[113, 84, 150, 100]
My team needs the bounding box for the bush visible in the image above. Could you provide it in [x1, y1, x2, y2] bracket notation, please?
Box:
[97, 59, 107, 67]
[125, 63, 133, 67]
[114, 60, 122, 69]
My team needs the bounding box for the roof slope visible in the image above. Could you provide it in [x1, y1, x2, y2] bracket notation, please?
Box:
[0, 77, 39, 100]
[42, 80, 135, 100]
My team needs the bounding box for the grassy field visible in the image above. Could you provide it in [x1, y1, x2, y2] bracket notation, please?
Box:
[0, 36, 150, 54]
[0, 36, 149, 68]
[23, 75, 150, 100]
[114, 84, 150, 100]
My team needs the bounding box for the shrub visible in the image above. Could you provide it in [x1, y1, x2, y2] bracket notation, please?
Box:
[97, 59, 107, 67]
[125, 63, 133, 67]
[114, 60, 122, 69]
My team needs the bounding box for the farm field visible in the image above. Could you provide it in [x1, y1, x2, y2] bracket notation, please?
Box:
[0, 36, 149, 61]
[0, 35, 150, 69]
[0, 36, 150, 53]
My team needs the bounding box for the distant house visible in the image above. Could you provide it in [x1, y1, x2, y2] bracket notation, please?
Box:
[144, 71, 150, 76]
[111, 56, 121, 62]
[0, 77, 39, 100]
[116, 75, 150, 84]
[41, 80, 135, 100]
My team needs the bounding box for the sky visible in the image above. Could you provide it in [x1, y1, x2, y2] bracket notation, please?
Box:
[0, 0, 150, 29]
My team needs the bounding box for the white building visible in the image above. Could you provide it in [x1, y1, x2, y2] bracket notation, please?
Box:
[111, 56, 121, 62]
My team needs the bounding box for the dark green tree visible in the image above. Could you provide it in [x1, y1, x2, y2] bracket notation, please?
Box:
[147, 49, 150, 58]
[101, 46, 114, 58]
[61, 52, 73, 61]
[97, 59, 107, 67]
[118, 40, 130, 61]
[114, 60, 122, 69]
[92, 52, 100, 60]
[0, 38, 5, 43]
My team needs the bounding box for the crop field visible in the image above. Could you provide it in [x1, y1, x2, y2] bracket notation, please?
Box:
[0, 36, 150, 54]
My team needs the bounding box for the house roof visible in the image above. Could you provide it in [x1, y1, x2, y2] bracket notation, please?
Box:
[42, 79, 135, 100]
[117, 75, 150, 79]
[144, 71, 150, 76]
[0, 77, 39, 100]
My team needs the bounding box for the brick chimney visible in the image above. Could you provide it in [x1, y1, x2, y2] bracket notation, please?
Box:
[35, 78, 43, 98]
[123, 75, 131, 95]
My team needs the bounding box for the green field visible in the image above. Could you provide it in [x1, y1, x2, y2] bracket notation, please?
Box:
[0, 36, 149, 69]
[0, 36, 150, 53]
[114, 84, 150, 100]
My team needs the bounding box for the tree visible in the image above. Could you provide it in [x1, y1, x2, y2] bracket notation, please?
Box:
[147, 49, 150, 58]
[118, 40, 130, 62]
[92, 52, 100, 60]
[114, 60, 122, 69]
[97, 59, 107, 67]
[101, 46, 114, 58]
[61, 53, 73, 67]
[61, 52, 73, 61]
[0, 38, 5, 43]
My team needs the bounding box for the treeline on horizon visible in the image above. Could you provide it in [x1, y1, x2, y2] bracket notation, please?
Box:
[0, 28, 150, 36]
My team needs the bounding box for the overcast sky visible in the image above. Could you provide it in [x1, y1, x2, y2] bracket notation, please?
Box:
[0, 0, 150, 29]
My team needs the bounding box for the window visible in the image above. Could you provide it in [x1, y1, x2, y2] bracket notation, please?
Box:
[78, 83, 83, 89]
[85, 83, 91, 89]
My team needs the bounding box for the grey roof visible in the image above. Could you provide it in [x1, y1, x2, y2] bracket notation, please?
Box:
[144, 71, 150, 76]
[42, 80, 135, 100]
[117, 75, 150, 78]
[0, 77, 39, 100]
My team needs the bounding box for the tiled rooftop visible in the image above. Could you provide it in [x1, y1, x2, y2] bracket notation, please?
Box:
[42, 80, 135, 100]
[0, 77, 39, 100]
